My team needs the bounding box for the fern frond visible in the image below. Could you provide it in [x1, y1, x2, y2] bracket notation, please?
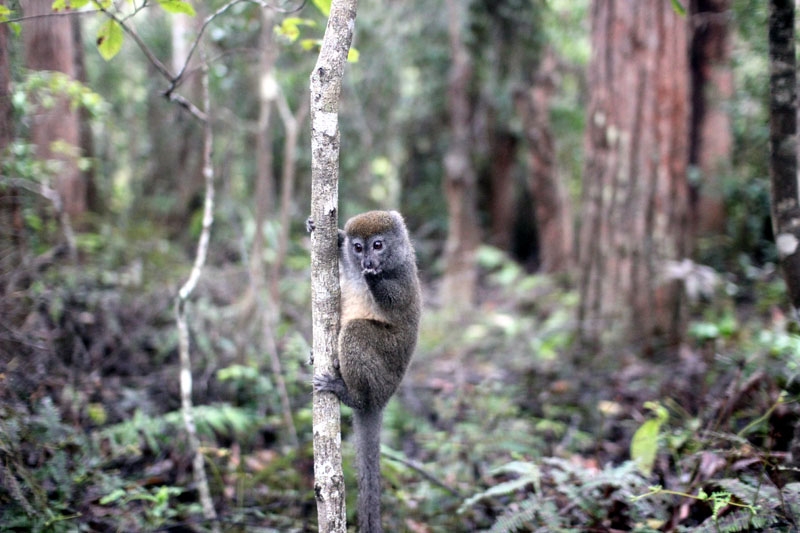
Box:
[489, 497, 572, 533]
[95, 404, 265, 456]
[460, 459, 542, 513]
[704, 508, 773, 533]
[460, 475, 535, 513]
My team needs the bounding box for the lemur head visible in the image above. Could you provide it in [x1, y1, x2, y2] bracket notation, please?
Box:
[342, 211, 413, 277]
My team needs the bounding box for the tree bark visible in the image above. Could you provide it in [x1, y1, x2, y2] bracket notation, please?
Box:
[578, 0, 691, 352]
[689, 0, 733, 237]
[485, 130, 517, 253]
[516, 49, 574, 274]
[21, 0, 86, 219]
[768, 0, 800, 317]
[175, 61, 219, 533]
[309, 0, 358, 531]
[441, 0, 479, 311]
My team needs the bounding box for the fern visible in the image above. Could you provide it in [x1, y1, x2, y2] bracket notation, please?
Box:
[716, 476, 777, 508]
[780, 482, 800, 524]
[459, 461, 541, 513]
[95, 403, 266, 455]
[487, 498, 574, 533]
[694, 508, 774, 532]
[462, 457, 660, 531]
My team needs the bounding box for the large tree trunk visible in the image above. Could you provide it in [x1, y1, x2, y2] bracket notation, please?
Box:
[578, 0, 691, 352]
[768, 0, 800, 317]
[441, 0, 479, 311]
[21, 0, 86, 219]
[689, 0, 733, 237]
[516, 49, 574, 274]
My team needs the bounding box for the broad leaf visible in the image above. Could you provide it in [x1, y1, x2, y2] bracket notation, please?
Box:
[311, 0, 330, 17]
[630, 402, 668, 476]
[300, 38, 321, 52]
[670, 0, 686, 16]
[157, 0, 196, 16]
[51, 0, 91, 11]
[630, 419, 661, 476]
[276, 17, 316, 42]
[96, 19, 124, 61]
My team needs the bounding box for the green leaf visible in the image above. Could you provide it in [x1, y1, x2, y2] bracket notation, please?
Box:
[670, 0, 686, 16]
[0, 4, 13, 22]
[51, 0, 91, 11]
[311, 0, 330, 16]
[631, 418, 661, 477]
[157, 0, 196, 16]
[96, 19, 124, 61]
[99, 488, 127, 505]
[300, 38, 321, 52]
[275, 17, 316, 42]
[630, 403, 668, 477]
[347, 47, 359, 63]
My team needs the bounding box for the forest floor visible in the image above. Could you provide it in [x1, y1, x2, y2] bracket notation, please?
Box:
[2, 236, 800, 532]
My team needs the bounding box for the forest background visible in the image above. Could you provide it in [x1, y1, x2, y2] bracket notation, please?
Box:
[2, 0, 800, 531]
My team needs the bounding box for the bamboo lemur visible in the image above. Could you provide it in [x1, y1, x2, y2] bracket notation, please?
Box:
[313, 210, 422, 533]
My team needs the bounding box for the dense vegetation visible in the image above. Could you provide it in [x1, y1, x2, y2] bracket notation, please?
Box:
[2, 0, 800, 531]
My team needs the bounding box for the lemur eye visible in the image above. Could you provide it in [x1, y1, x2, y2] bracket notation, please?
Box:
[353, 243, 363, 253]
[373, 240, 383, 250]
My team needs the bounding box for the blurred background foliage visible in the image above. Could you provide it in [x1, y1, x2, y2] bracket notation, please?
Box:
[2, 0, 800, 531]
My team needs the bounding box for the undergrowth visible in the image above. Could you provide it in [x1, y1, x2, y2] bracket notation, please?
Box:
[2, 239, 800, 532]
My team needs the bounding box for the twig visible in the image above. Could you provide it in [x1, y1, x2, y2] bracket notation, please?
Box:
[91, 1, 174, 81]
[168, 0, 250, 95]
[174, 58, 219, 532]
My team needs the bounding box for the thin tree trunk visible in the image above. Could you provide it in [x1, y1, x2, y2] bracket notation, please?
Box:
[578, 0, 690, 352]
[442, 0, 479, 311]
[250, 8, 301, 450]
[174, 61, 219, 533]
[768, 0, 800, 316]
[689, 0, 733, 237]
[251, 9, 277, 287]
[309, 0, 358, 530]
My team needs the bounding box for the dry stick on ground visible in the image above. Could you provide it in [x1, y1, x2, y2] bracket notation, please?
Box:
[174, 61, 220, 532]
[309, 0, 358, 530]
